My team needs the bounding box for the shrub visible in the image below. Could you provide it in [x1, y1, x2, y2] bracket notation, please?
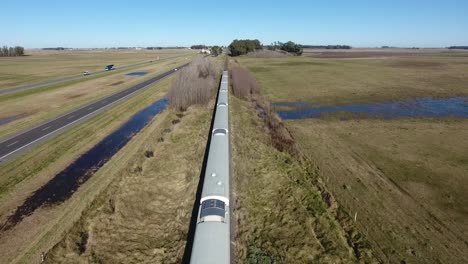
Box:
[144, 150, 154, 158]
[210, 46, 223, 56]
[231, 67, 260, 99]
[280, 41, 303, 56]
[167, 57, 220, 111]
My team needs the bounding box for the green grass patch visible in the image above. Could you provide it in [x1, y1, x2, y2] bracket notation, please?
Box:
[238, 54, 468, 106]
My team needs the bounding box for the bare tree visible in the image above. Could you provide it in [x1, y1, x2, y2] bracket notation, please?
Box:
[1, 46, 8, 57]
[167, 57, 221, 111]
[231, 66, 260, 99]
[0, 45, 25, 57]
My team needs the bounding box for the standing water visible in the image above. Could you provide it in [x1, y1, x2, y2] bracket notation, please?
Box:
[276, 97, 468, 120]
[0, 98, 167, 232]
[126, 71, 149, 77]
[0, 116, 19, 126]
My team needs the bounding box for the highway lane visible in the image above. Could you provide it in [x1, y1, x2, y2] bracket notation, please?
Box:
[0, 54, 190, 96]
[0, 64, 187, 163]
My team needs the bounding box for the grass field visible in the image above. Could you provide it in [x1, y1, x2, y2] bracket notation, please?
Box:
[238, 50, 468, 263]
[230, 95, 375, 263]
[0, 54, 196, 139]
[0, 75, 176, 263]
[240, 51, 468, 106]
[0, 49, 194, 89]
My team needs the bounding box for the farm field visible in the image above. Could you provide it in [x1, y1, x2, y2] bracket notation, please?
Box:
[0, 54, 195, 139]
[0, 49, 194, 89]
[238, 50, 468, 263]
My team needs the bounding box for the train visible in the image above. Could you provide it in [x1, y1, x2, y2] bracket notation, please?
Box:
[190, 71, 231, 264]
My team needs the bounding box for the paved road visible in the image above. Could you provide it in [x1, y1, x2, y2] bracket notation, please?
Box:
[0, 54, 189, 96]
[0, 64, 187, 163]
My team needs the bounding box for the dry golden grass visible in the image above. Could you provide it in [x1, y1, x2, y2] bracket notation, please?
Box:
[288, 119, 468, 263]
[44, 104, 212, 263]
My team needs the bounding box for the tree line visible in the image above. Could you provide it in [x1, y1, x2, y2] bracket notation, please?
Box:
[448, 46, 468, 50]
[0, 46, 25, 57]
[42, 47, 67, 50]
[302, 45, 351, 49]
[191, 45, 208, 50]
[229, 39, 304, 56]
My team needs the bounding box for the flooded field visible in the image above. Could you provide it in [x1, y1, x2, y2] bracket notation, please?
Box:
[276, 97, 468, 120]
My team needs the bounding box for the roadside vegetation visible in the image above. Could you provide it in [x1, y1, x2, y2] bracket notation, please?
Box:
[236, 50, 468, 263]
[167, 57, 220, 111]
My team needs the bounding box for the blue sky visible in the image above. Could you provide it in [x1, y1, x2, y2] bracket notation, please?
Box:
[3, 0, 468, 48]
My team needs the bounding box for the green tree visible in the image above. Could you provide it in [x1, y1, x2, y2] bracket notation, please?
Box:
[280, 41, 303, 56]
[228, 39, 262, 56]
[210, 46, 222, 56]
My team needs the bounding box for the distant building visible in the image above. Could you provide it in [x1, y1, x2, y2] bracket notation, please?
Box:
[200, 48, 211, 54]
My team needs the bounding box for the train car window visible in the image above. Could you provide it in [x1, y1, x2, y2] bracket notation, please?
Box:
[200, 199, 226, 218]
[213, 128, 227, 135]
